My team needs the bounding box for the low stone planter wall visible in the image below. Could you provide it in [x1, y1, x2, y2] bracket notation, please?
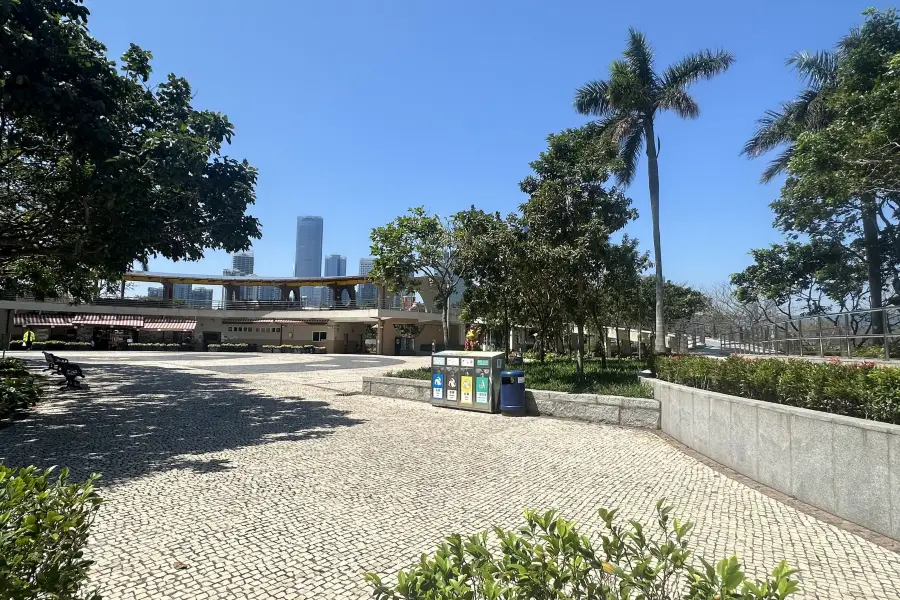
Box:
[361, 377, 660, 429]
[644, 377, 900, 541]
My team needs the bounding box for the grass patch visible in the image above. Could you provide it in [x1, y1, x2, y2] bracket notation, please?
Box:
[385, 358, 652, 398]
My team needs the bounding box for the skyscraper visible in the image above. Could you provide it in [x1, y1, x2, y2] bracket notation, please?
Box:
[294, 216, 323, 278]
[324, 254, 347, 277]
[231, 251, 254, 275]
[358, 257, 377, 307]
[148, 286, 163, 298]
[295, 216, 324, 305]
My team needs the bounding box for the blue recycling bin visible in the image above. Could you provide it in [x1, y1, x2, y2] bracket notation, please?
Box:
[500, 369, 526, 416]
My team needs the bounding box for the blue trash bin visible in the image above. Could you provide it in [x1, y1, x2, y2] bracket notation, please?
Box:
[500, 369, 526, 416]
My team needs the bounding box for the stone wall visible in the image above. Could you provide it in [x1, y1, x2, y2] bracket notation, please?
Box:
[361, 377, 660, 429]
[645, 377, 900, 541]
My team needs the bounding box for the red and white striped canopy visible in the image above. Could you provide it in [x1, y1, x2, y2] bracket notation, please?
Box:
[72, 314, 144, 328]
[13, 313, 73, 327]
[143, 319, 197, 331]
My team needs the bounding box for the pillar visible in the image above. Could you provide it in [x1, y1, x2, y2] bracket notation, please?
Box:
[279, 285, 291, 302]
[162, 280, 174, 300]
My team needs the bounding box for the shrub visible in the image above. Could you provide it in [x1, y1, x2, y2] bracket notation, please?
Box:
[0, 466, 103, 600]
[0, 358, 28, 378]
[656, 355, 900, 424]
[127, 343, 181, 350]
[0, 377, 42, 420]
[366, 500, 799, 600]
[31, 341, 93, 351]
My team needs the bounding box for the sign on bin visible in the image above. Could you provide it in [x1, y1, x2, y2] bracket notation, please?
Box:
[475, 377, 489, 404]
[431, 373, 444, 399]
[461, 376, 473, 404]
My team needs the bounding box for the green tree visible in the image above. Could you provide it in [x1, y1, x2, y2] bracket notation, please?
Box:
[574, 29, 733, 353]
[456, 209, 523, 354]
[0, 0, 260, 299]
[369, 207, 470, 348]
[520, 126, 637, 376]
[740, 11, 897, 332]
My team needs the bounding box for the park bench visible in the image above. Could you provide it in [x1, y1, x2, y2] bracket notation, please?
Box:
[58, 363, 85, 389]
[42, 351, 68, 373]
[42, 351, 85, 389]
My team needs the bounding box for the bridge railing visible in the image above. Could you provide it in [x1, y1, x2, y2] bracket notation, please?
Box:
[719, 306, 900, 360]
[0, 294, 459, 315]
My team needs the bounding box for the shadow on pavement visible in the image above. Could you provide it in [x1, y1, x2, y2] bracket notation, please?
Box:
[0, 362, 364, 486]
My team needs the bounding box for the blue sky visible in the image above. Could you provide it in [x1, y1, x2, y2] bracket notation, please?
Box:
[86, 0, 888, 296]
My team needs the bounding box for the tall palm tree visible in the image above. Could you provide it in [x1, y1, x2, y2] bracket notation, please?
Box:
[742, 48, 888, 333]
[574, 29, 733, 353]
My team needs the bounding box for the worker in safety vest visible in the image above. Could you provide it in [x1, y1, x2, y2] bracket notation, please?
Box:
[22, 328, 35, 351]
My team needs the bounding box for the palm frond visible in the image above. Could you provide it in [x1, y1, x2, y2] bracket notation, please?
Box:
[607, 60, 646, 109]
[661, 49, 735, 92]
[761, 147, 793, 184]
[658, 87, 699, 119]
[574, 80, 610, 116]
[624, 28, 656, 89]
[741, 105, 794, 158]
[616, 119, 645, 187]
[787, 50, 837, 89]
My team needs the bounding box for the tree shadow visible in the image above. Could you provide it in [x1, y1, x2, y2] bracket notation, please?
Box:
[0, 363, 364, 486]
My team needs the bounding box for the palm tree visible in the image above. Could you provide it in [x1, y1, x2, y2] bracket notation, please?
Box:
[574, 29, 733, 353]
[742, 47, 887, 333]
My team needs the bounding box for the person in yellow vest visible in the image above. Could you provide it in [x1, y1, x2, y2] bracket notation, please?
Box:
[22, 328, 35, 351]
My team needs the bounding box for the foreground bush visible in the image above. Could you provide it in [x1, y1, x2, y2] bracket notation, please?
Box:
[366, 501, 799, 600]
[656, 355, 900, 424]
[0, 466, 103, 599]
[0, 377, 42, 420]
[0, 358, 29, 377]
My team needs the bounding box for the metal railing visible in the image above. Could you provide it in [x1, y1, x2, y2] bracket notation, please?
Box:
[0, 294, 459, 315]
[720, 306, 900, 360]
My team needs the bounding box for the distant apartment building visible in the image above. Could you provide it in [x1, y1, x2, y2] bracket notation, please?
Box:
[173, 284, 192, 301]
[257, 286, 281, 302]
[147, 286, 163, 298]
[357, 258, 377, 307]
[190, 287, 214, 308]
[231, 251, 254, 275]
[324, 254, 347, 277]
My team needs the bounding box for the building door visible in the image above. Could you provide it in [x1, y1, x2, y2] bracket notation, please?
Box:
[203, 331, 221, 350]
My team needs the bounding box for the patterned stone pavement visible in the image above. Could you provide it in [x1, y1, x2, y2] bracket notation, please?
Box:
[2, 351, 899, 599]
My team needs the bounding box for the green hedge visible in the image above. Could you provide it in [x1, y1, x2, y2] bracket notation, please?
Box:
[0, 358, 28, 378]
[656, 355, 900, 424]
[31, 341, 93, 350]
[0, 377, 42, 420]
[0, 466, 103, 599]
[367, 501, 800, 600]
[127, 343, 182, 350]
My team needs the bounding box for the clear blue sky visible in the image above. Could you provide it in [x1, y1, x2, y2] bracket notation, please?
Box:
[86, 0, 889, 295]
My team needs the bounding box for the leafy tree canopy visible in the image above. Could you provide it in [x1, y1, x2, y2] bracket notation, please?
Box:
[0, 0, 260, 298]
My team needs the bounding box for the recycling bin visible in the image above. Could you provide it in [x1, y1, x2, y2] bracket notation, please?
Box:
[500, 369, 526, 416]
[431, 351, 506, 413]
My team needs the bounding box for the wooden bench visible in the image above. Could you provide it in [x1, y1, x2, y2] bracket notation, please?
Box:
[42, 351, 68, 373]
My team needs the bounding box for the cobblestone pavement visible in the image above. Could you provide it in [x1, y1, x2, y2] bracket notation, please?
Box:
[2, 352, 899, 599]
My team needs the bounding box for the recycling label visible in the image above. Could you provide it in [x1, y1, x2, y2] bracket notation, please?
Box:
[475, 377, 490, 404]
[432, 373, 444, 399]
[461, 376, 473, 404]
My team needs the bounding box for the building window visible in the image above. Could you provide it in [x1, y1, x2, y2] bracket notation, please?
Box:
[255, 327, 260, 332]
[228, 327, 233, 332]
[313, 331, 327, 342]
[275, 327, 280, 333]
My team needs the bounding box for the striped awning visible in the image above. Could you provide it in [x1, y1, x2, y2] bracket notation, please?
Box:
[222, 318, 274, 324]
[72, 314, 144, 328]
[300, 319, 329, 325]
[143, 319, 197, 331]
[13, 313, 73, 327]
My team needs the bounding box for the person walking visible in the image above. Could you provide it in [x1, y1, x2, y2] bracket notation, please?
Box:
[22, 328, 35, 351]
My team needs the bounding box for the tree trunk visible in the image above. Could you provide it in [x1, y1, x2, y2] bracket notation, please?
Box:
[575, 280, 585, 377]
[861, 195, 884, 334]
[441, 295, 450, 349]
[645, 120, 666, 354]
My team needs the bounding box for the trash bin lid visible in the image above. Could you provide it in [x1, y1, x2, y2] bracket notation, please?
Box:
[500, 370, 525, 377]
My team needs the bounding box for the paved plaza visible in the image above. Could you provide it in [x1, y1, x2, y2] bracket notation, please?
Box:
[2, 351, 900, 599]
